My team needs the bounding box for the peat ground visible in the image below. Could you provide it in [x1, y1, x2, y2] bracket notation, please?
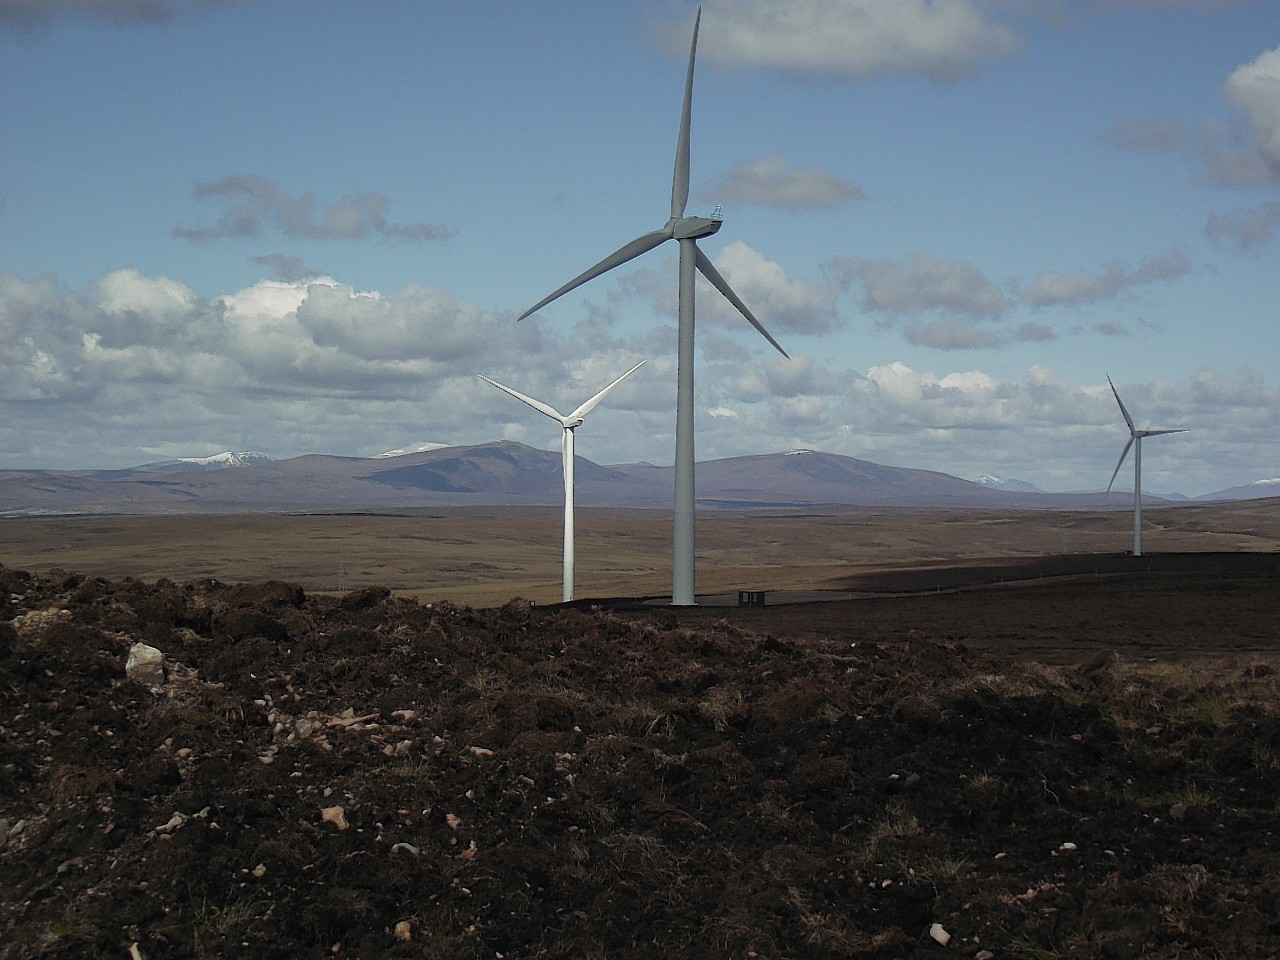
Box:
[2, 552, 1279, 958]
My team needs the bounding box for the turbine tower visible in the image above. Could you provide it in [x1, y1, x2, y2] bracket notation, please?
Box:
[479, 361, 645, 602]
[1105, 375, 1186, 557]
[517, 7, 788, 605]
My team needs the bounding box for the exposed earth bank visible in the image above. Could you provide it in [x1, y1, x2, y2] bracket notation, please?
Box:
[2, 554, 1279, 959]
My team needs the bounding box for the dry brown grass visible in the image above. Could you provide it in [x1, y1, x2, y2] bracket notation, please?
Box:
[0, 500, 1278, 606]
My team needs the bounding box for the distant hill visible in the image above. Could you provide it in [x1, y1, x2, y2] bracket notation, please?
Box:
[0, 441, 1266, 517]
[96, 451, 273, 476]
[374, 442, 451, 459]
[974, 473, 1044, 494]
[1199, 478, 1280, 502]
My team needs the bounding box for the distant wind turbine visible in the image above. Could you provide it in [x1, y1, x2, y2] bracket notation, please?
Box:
[479, 361, 646, 602]
[1106, 375, 1187, 557]
[517, 6, 788, 605]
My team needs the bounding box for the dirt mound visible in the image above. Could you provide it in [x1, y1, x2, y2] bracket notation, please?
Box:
[3, 562, 1279, 958]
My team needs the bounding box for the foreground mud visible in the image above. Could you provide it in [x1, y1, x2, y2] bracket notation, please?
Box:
[2, 559, 1279, 959]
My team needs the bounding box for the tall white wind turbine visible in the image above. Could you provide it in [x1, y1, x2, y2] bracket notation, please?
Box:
[516, 7, 788, 605]
[479, 361, 646, 603]
[1105, 375, 1187, 557]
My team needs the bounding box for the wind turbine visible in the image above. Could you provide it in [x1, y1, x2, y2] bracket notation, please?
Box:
[1105, 375, 1186, 557]
[479, 361, 646, 603]
[517, 7, 788, 605]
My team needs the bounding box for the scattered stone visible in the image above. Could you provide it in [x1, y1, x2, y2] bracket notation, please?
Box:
[125, 642, 165, 687]
[468, 745, 495, 758]
[327, 709, 379, 730]
[929, 922, 951, 946]
[1169, 802, 1188, 821]
[976, 951, 995, 960]
[252, 863, 267, 878]
[321, 806, 349, 831]
[151, 807, 210, 835]
[10, 607, 72, 639]
[1058, 841, 1078, 853]
[391, 842, 420, 857]
[394, 919, 412, 942]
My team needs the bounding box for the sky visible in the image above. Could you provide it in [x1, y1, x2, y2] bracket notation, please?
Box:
[1, 0, 1278, 496]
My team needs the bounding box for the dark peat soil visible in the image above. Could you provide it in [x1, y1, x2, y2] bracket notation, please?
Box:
[3, 554, 1280, 959]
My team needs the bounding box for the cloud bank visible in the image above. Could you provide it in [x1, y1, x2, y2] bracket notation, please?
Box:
[3, 267, 1275, 496]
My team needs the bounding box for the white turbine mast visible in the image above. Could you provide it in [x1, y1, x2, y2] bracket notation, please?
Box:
[479, 361, 646, 602]
[516, 6, 788, 605]
[1105, 375, 1187, 557]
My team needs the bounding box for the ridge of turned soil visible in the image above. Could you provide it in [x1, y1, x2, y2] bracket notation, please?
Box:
[2, 555, 1279, 958]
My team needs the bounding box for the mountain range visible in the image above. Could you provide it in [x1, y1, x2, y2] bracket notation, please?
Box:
[0, 442, 1273, 518]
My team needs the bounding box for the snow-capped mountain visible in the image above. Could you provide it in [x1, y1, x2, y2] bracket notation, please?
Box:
[130, 451, 272, 473]
[1199, 477, 1280, 501]
[973, 474, 1044, 494]
[375, 442, 452, 459]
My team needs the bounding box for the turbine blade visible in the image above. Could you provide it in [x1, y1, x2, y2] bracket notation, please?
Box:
[1106, 437, 1134, 493]
[1141, 428, 1188, 437]
[477, 374, 568, 425]
[1107, 375, 1136, 433]
[569, 359, 648, 421]
[671, 6, 700, 220]
[517, 228, 673, 321]
[695, 247, 790, 358]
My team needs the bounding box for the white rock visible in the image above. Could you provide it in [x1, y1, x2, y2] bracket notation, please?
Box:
[126, 643, 165, 687]
[929, 922, 952, 946]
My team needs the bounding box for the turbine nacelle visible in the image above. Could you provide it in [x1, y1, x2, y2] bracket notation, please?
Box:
[670, 215, 723, 240]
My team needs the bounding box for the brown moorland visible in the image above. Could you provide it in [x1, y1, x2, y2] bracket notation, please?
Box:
[2, 499, 1279, 607]
[2, 500, 1280, 958]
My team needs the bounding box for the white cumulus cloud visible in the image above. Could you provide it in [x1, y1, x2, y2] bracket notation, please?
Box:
[694, 0, 1022, 81]
[1225, 44, 1280, 180]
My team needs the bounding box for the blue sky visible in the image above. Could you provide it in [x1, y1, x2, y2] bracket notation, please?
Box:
[2, 0, 1278, 495]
